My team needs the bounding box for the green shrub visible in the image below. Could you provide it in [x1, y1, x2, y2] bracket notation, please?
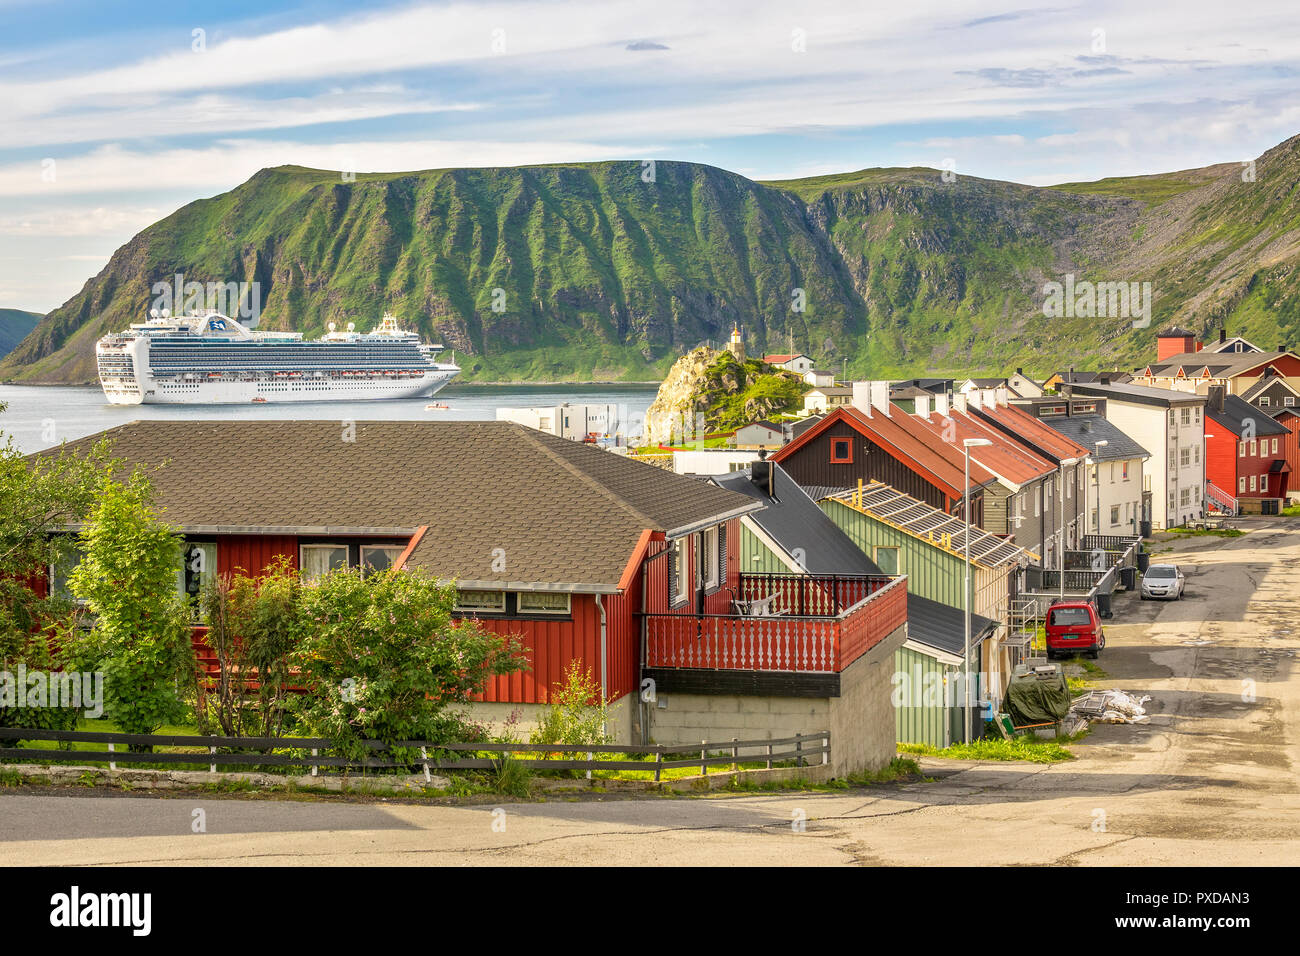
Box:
[529, 662, 611, 751]
[291, 566, 527, 763]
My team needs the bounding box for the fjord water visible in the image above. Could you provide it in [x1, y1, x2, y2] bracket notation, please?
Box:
[0, 383, 659, 454]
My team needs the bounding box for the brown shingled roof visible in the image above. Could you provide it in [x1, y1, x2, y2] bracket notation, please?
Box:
[41, 420, 762, 592]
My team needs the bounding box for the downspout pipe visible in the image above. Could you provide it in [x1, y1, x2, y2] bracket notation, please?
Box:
[595, 592, 608, 740]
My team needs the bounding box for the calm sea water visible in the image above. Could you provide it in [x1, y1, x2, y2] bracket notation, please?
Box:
[0, 382, 659, 454]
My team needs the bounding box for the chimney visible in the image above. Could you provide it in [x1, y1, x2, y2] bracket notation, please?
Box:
[851, 381, 872, 417]
[1279, 343, 1287, 354]
[1220, 328, 1227, 344]
[967, 389, 981, 410]
[1208, 383, 1226, 413]
[870, 380, 891, 417]
[952, 393, 969, 415]
[1016, 367, 1024, 376]
[981, 387, 997, 409]
[1099, 374, 1110, 385]
[995, 385, 1010, 407]
[935, 392, 950, 417]
[915, 394, 931, 418]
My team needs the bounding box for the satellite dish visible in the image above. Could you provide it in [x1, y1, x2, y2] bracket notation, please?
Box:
[347, 322, 355, 332]
[328, 322, 336, 332]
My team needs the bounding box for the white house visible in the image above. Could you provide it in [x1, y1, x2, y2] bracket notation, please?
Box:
[803, 368, 836, 388]
[673, 448, 761, 476]
[1014, 397, 1152, 536]
[762, 353, 814, 376]
[496, 403, 633, 442]
[803, 386, 854, 414]
[1068, 381, 1207, 529]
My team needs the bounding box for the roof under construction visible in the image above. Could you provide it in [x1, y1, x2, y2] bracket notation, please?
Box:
[822, 480, 1034, 568]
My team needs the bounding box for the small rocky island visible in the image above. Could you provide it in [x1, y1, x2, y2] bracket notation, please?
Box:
[644, 330, 810, 445]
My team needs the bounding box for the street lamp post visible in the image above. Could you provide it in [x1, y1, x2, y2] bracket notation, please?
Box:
[1058, 457, 1079, 599]
[963, 438, 992, 745]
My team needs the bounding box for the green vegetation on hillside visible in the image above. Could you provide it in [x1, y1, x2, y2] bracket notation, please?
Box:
[8, 133, 1300, 385]
[0, 309, 41, 360]
[693, 352, 810, 430]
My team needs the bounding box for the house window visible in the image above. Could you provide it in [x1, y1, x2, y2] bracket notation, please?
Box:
[1239, 441, 1246, 457]
[1286, 396, 1296, 407]
[1272, 438, 1279, 455]
[360, 545, 405, 573]
[300, 544, 349, 582]
[1110, 463, 1117, 483]
[1122, 462, 1129, 480]
[1091, 508, 1098, 531]
[1240, 476, 1247, 493]
[1034, 492, 1040, 518]
[455, 589, 506, 613]
[48, 546, 85, 604]
[672, 538, 689, 605]
[518, 592, 571, 615]
[1181, 408, 1191, 425]
[1250, 475, 1257, 492]
[1169, 410, 1176, 426]
[1110, 505, 1120, 526]
[1180, 488, 1190, 506]
[1194, 446, 1200, 464]
[1195, 407, 1201, 423]
[1260, 396, 1271, 407]
[702, 525, 720, 591]
[1180, 448, 1190, 467]
[1260, 442, 1268, 459]
[830, 437, 853, 463]
[1249, 440, 1257, 457]
[874, 547, 900, 575]
[179, 542, 217, 617]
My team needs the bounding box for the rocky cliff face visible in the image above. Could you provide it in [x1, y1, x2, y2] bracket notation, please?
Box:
[644, 348, 809, 445]
[645, 347, 717, 445]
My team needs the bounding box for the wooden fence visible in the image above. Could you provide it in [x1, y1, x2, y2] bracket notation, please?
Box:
[0, 728, 829, 783]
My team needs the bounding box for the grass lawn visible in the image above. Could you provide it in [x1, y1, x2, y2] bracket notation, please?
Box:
[1167, 526, 1243, 538]
[899, 735, 1079, 763]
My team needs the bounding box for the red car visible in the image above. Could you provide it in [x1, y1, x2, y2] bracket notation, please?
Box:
[1045, 601, 1106, 660]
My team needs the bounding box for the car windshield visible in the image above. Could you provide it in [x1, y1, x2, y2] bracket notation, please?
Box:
[1050, 607, 1091, 626]
[1147, 567, 1177, 579]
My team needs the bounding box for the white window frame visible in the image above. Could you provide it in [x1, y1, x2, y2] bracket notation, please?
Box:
[1239, 476, 1247, 493]
[360, 545, 406, 573]
[1250, 475, 1257, 492]
[455, 589, 507, 613]
[300, 544, 350, 582]
[672, 538, 690, 606]
[702, 526, 720, 592]
[518, 592, 572, 615]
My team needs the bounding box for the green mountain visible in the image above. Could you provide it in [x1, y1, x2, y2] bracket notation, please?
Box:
[6, 134, 1300, 385]
[0, 309, 41, 361]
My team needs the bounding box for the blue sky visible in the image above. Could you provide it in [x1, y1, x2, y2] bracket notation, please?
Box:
[2, 0, 1299, 312]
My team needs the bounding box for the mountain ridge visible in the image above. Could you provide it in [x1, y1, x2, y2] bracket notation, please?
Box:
[5, 135, 1300, 385]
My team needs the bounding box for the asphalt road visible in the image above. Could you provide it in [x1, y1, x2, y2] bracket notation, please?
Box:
[3, 517, 1299, 866]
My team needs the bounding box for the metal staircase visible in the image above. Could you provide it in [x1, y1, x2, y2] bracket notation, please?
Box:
[1206, 481, 1238, 516]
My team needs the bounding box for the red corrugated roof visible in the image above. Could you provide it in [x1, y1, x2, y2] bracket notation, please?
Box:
[973, 401, 1091, 461]
[911, 407, 1057, 486]
[772, 404, 998, 498]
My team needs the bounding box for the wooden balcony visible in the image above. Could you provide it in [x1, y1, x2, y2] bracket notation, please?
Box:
[644, 574, 906, 675]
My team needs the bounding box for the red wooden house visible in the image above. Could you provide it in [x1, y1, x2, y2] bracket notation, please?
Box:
[1203, 386, 1291, 514]
[771, 387, 998, 528]
[32, 420, 908, 769]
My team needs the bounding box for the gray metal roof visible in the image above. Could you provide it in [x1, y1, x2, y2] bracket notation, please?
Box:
[1206, 394, 1290, 438]
[907, 593, 997, 657]
[712, 465, 882, 575]
[1069, 381, 1207, 407]
[1035, 414, 1150, 462]
[821, 481, 1034, 567]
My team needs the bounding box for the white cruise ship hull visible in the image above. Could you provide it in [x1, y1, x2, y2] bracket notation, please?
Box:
[102, 369, 457, 405]
[96, 313, 459, 405]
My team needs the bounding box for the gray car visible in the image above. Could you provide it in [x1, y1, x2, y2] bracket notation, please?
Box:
[1141, 563, 1185, 600]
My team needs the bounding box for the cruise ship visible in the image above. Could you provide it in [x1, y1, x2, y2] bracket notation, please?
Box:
[96, 311, 459, 405]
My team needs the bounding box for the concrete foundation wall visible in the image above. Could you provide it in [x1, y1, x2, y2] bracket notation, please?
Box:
[458, 695, 636, 744]
[641, 622, 908, 774]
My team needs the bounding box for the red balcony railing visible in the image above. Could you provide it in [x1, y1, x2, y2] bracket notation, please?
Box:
[645, 575, 907, 674]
